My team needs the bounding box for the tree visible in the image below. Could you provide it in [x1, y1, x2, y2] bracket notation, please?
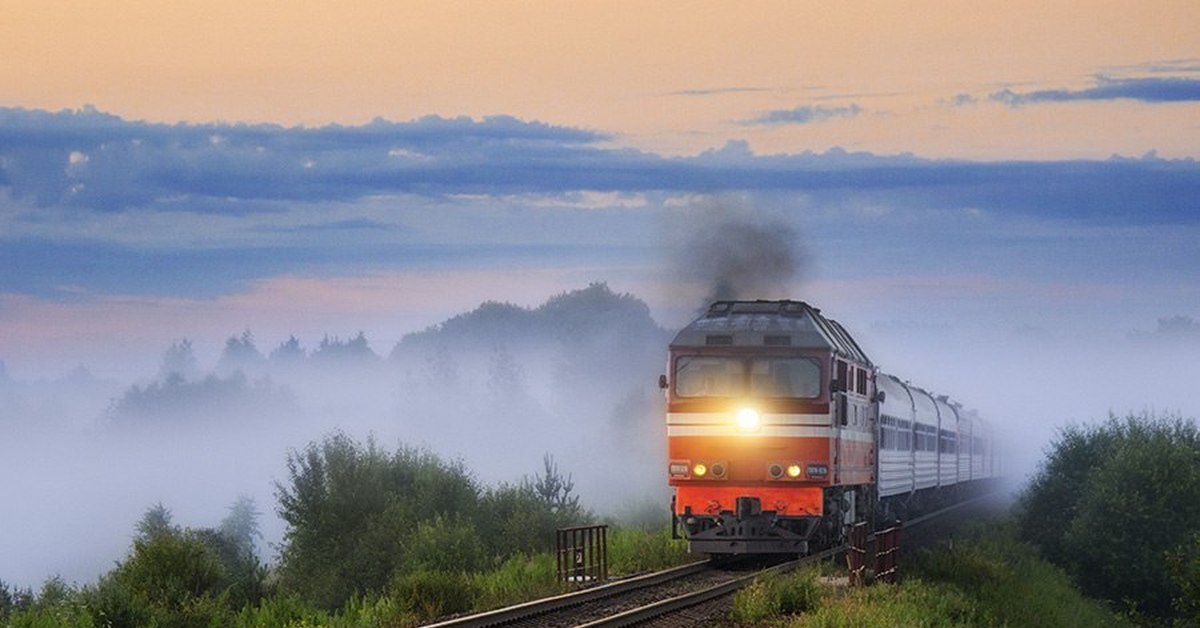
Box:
[136, 502, 176, 541]
[1018, 412, 1200, 619]
[311, 332, 379, 365]
[1169, 532, 1200, 620]
[219, 495, 261, 558]
[533, 453, 581, 517]
[274, 433, 479, 609]
[84, 501, 267, 625]
[269, 335, 306, 364]
[217, 330, 264, 374]
[158, 339, 198, 380]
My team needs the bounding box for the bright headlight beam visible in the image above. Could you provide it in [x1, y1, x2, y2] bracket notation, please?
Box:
[736, 407, 761, 431]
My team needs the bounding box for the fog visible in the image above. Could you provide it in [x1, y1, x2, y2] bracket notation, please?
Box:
[0, 283, 669, 589]
[3, 280, 1199, 591]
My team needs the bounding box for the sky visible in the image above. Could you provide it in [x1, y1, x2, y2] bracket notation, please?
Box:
[1, 0, 1200, 589]
[0, 1, 1196, 370]
[0, 6, 1195, 403]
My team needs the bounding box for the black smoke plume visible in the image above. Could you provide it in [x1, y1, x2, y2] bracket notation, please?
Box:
[671, 200, 805, 306]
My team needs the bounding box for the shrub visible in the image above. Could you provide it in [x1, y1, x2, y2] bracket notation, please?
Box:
[233, 593, 328, 627]
[390, 570, 476, 620]
[403, 516, 486, 573]
[1168, 531, 1200, 621]
[274, 432, 481, 609]
[1017, 412, 1200, 618]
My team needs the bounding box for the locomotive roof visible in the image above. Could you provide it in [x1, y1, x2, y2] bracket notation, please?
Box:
[670, 300, 872, 365]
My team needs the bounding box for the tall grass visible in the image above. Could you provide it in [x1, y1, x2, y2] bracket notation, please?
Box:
[726, 520, 1126, 627]
[606, 526, 693, 576]
[730, 568, 822, 625]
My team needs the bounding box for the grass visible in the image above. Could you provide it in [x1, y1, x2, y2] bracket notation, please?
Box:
[606, 525, 693, 576]
[730, 568, 823, 625]
[727, 520, 1126, 627]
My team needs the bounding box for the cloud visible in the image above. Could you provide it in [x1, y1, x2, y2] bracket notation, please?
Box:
[944, 93, 978, 107]
[667, 87, 771, 97]
[991, 76, 1200, 106]
[3, 106, 1198, 230]
[0, 107, 614, 211]
[740, 104, 863, 126]
[2, 105, 1199, 308]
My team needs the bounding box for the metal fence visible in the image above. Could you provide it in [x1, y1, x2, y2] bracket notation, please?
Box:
[556, 524, 608, 587]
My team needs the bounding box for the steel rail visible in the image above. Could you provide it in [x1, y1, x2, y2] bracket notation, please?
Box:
[575, 495, 997, 627]
[424, 494, 995, 627]
[575, 543, 845, 628]
[421, 559, 712, 628]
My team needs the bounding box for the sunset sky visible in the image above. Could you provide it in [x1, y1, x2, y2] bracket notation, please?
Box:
[1, 1, 1199, 378]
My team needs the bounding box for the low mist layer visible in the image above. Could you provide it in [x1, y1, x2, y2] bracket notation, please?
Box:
[0, 283, 669, 589]
[2, 281, 1198, 591]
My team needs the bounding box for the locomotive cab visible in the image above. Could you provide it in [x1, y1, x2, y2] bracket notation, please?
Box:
[665, 300, 875, 554]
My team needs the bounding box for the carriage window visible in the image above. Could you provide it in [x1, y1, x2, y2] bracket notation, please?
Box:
[674, 357, 745, 398]
[880, 415, 896, 450]
[897, 419, 912, 451]
[750, 358, 822, 399]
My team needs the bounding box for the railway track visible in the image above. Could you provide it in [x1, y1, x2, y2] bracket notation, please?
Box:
[424, 496, 996, 628]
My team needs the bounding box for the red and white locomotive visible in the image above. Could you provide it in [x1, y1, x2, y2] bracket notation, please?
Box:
[662, 300, 998, 554]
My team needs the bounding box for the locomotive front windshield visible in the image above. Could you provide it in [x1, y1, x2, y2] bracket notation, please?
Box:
[674, 356, 822, 399]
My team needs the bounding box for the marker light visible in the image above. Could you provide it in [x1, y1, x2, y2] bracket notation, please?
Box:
[786, 464, 803, 478]
[736, 408, 761, 431]
[692, 463, 708, 477]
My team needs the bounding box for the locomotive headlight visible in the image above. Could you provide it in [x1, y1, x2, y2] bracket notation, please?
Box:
[735, 407, 761, 432]
[786, 464, 803, 478]
[692, 463, 708, 477]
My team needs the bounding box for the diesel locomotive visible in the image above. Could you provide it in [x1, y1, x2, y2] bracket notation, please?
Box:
[662, 300, 998, 554]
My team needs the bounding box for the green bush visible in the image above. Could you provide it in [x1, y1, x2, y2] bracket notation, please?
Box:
[4, 578, 97, 628]
[1168, 531, 1200, 621]
[390, 570, 476, 620]
[403, 516, 486, 573]
[233, 593, 328, 627]
[1017, 412, 1200, 618]
[274, 432, 481, 609]
[274, 432, 587, 611]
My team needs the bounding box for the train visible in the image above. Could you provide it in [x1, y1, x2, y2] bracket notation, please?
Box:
[661, 300, 1000, 554]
